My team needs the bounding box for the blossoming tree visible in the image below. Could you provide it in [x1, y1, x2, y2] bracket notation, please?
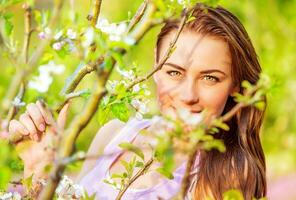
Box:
[0, 0, 271, 199]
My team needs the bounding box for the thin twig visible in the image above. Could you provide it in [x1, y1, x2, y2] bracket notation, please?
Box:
[115, 158, 154, 200]
[126, 0, 149, 34]
[38, 2, 159, 196]
[90, 0, 102, 27]
[22, 4, 32, 64]
[128, 2, 157, 44]
[60, 56, 104, 96]
[126, 10, 188, 91]
[179, 97, 256, 198]
[1, 0, 64, 116]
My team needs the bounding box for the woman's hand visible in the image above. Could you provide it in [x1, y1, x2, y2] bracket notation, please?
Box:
[8, 100, 69, 180]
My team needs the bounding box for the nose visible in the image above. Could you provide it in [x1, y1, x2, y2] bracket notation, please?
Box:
[179, 78, 199, 105]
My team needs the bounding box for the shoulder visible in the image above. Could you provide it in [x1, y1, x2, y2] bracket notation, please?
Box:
[90, 118, 126, 152]
[75, 119, 126, 181]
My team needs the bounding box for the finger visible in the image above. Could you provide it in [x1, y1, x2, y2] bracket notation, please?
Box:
[19, 113, 39, 141]
[26, 103, 46, 132]
[57, 102, 70, 129]
[36, 100, 55, 125]
[9, 119, 30, 136]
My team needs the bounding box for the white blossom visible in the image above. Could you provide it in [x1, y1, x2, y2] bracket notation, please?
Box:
[38, 27, 52, 39]
[106, 80, 119, 93]
[28, 72, 53, 93]
[39, 61, 65, 74]
[28, 61, 65, 93]
[131, 99, 149, 114]
[144, 90, 151, 96]
[123, 36, 136, 45]
[12, 97, 26, 107]
[135, 112, 143, 120]
[96, 17, 135, 45]
[56, 175, 85, 199]
[0, 192, 21, 200]
[116, 66, 135, 80]
[132, 84, 140, 93]
[66, 28, 77, 39]
[54, 30, 64, 40]
[177, 108, 203, 126]
[131, 98, 150, 121]
[52, 41, 65, 51]
[38, 31, 46, 39]
[147, 115, 175, 136]
[82, 27, 94, 48]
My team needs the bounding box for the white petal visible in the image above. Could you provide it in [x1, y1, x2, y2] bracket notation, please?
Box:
[135, 112, 143, 120]
[54, 30, 63, 40]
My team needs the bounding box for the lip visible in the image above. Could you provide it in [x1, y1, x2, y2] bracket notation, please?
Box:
[170, 106, 202, 114]
[190, 110, 201, 113]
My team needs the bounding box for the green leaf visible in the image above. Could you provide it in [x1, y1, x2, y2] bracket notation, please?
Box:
[4, 17, 13, 37]
[83, 191, 96, 200]
[212, 119, 230, 131]
[119, 142, 145, 161]
[254, 101, 266, 110]
[135, 161, 144, 168]
[203, 139, 226, 152]
[34, 10, 42, 26]
[111, 102, 130, 122]
[156, 167, 174, 179]
[120, 160, 132, 175]
[22, 174, 33, 192]
[98, 105, 111, 126]
[223, 189, 244, 200]
[186, 16, 196, 23]
[43, 164, 52, 173]
[40, 52, 54, 64]
[111, 173, 124, 179]
[241, 80, 253, 90]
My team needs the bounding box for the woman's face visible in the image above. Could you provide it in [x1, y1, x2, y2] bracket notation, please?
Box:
[154, 31, 238, 120]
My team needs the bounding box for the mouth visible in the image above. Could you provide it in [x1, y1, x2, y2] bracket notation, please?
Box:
[190, 110, 202, 114]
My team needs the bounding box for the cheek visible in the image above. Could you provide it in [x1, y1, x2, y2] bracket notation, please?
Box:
[154, 74, 176, 110]
[199, 84, 232, 116]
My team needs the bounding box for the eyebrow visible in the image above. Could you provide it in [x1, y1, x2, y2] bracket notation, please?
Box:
[164, 62, 227, 76]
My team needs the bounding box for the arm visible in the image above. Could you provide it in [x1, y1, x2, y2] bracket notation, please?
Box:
[75, 118, 125, 182]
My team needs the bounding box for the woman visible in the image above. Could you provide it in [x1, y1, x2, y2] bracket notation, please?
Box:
[8, 3, 267, 200]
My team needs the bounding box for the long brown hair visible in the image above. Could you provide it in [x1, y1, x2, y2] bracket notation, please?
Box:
[155, 3, 266, 200]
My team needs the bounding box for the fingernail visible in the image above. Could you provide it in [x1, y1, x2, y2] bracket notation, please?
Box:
[39, 124, 45, 132]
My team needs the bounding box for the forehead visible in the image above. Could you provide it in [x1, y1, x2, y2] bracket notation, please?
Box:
[159, 31, 232, 73]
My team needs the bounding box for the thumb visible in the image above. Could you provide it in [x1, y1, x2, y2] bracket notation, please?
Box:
[57, 102, 70, 130]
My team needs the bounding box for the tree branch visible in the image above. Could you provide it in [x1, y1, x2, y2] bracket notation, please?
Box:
[1, 0, 64, 116]
[38, 2, 159, 199]
[126, 0, 149, 34]
[115, 158, 154, 200]
[89, 0, 102, 27]
[126, 8, 188, 91]
[179, 88, 260, 198]
[22, 4, 32, 64]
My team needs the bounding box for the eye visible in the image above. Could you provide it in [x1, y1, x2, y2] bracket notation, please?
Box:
[203, 75, 219, 82]
[166, 70, 182, 77]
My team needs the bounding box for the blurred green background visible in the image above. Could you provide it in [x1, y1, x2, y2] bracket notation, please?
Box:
[0, 0, 295, 198]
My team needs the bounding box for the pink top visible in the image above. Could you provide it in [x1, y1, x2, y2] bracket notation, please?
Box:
[79, 117, 200, 200]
